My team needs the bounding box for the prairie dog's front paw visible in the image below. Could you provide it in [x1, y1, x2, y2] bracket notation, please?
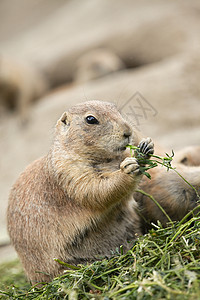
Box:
[138, 137, 154, 158]
[120, 157, 140, 174]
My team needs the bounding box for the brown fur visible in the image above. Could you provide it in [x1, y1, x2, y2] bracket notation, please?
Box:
[173, 146, 200, 166]
[7, 100, 150, 284]
[0, 55, 48, 122]
[7, 100, 200, 284]
[135, 158, 200, 231]
[74, 49, 125, 83]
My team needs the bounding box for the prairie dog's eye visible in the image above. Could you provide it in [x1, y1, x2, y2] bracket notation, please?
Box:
[85, 115, 99, 124]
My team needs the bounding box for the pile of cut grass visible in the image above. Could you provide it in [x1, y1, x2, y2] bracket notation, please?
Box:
[1, 211, 200, 299]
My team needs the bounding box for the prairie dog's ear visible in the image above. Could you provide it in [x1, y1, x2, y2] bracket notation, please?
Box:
[56, 112, 71, 127]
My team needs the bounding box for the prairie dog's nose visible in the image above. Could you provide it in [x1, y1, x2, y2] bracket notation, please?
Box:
[123, 125, 132, 139]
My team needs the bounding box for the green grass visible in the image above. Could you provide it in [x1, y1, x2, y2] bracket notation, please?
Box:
[1, 147, 200, 299]
[0, 259, 30, 298]
[1, 212, 200, 299]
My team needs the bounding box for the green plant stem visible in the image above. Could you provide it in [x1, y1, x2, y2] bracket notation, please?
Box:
[136, 189, 173, 225]
[150, 158, 200, 201]
[178, 204, 200, 226]
[173, 168, 200, 201]
[54, 259, 80, 270]
[127, 144, 200, 201]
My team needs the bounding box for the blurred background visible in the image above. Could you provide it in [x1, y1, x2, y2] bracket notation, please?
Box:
[0, 0, 200, 261]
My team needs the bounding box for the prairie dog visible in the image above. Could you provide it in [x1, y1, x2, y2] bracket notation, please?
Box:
[7, 100, 154, 284]
[0, 55, 48, 122]
[173, 146, 200, 166]
[135, 154, 200, 231]
[74, 49, 125, 83]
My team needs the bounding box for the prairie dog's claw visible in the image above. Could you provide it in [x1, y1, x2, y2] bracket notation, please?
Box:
[120, 157, 140, 174]
[138, 137, 154, 158]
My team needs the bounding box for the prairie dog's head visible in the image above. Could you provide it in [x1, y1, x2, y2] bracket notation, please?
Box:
[55, 100, 134, 161]
[74, 49, 124, 83]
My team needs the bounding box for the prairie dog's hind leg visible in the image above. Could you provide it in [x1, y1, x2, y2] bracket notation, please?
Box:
[135, 163, 200, 230]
